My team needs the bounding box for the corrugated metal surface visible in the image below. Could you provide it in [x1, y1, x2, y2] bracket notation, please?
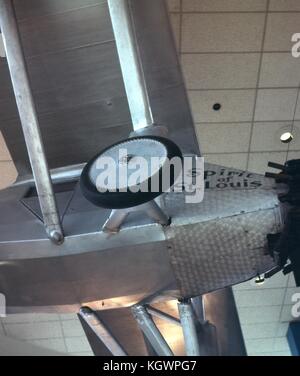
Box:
[0, 0, 199, 175]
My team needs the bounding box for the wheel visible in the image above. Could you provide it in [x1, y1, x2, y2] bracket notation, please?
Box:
[80, 136, 182, 209]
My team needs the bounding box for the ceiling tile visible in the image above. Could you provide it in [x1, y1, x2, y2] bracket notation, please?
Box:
[59, 313, 78, 321]
[287, 151, 300, 161]
[259, 53, 300, 88]
[181, 54, 260, 89]
[280, 305, 295, 322]
[277, 323, 289, 337]
[181, 13, 265, 52]
[182, 0, 267, 12]
[238, 306, 281, 324]
[255, 89, 298, 121]
[248, 351, 291, 356]
[250, 122, 292, 152]
[233, 281, 257, 291]
[264, 13, 300, 51]
[167, 0, 180, 12]
[262, 273, 290, 288]
[203, 153, 248, 170]
[283, 287, 300, 305]
[248, 152, 287, 174]
[71, 351, 94, 356]
[241, 322, 278, 339]
[196, 123, 251, 153]
[288, 274, 297, 287]
[169, 13, 180, 51]
[288, 122, 300, 150]
[273, 337, 291, 352]
[235, 288, 285, 307]
[188, 90, 255, 122]
[4, 321, 63, 340]
[295, 98, 300, 120]
[245, 338, 275, 353]
[1, 313, 59, 324]
[65, 336, 92, 353]
[269, 0, 300, 11]
[61, 319, 85, 337]
[29, 338, 67, 353]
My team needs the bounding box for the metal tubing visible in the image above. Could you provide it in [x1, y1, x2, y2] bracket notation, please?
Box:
[0, 0, 63, 244]
[178, 300, 201, 356]
[108, 0, 154, 130]
[132, 305, 173, 356]
[79, 307, 128, 356]
[147, 306, 181, 326]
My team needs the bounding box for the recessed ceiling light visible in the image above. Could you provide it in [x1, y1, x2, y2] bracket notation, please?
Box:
[212, 103, 221, 111]
[280, 131, 294, 144]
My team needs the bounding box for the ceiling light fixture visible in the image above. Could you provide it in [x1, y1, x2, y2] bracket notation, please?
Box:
[255, 275, 265, 286]
[280, 131, 294, 144]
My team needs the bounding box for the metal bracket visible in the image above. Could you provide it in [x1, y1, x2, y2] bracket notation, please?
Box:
[102, 200, 170, 233]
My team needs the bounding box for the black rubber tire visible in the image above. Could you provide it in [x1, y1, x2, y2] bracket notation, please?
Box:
[80, 136, 183, 209]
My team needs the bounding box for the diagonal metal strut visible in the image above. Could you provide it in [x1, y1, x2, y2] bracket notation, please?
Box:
[79, 307, 128, 356]
[132, 305, 174, 356]
[0, 0, 63, 244]
[108, 0, 154, 131]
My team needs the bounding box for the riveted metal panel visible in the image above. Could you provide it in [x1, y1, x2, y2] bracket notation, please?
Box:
[166, 210, 278, 296]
